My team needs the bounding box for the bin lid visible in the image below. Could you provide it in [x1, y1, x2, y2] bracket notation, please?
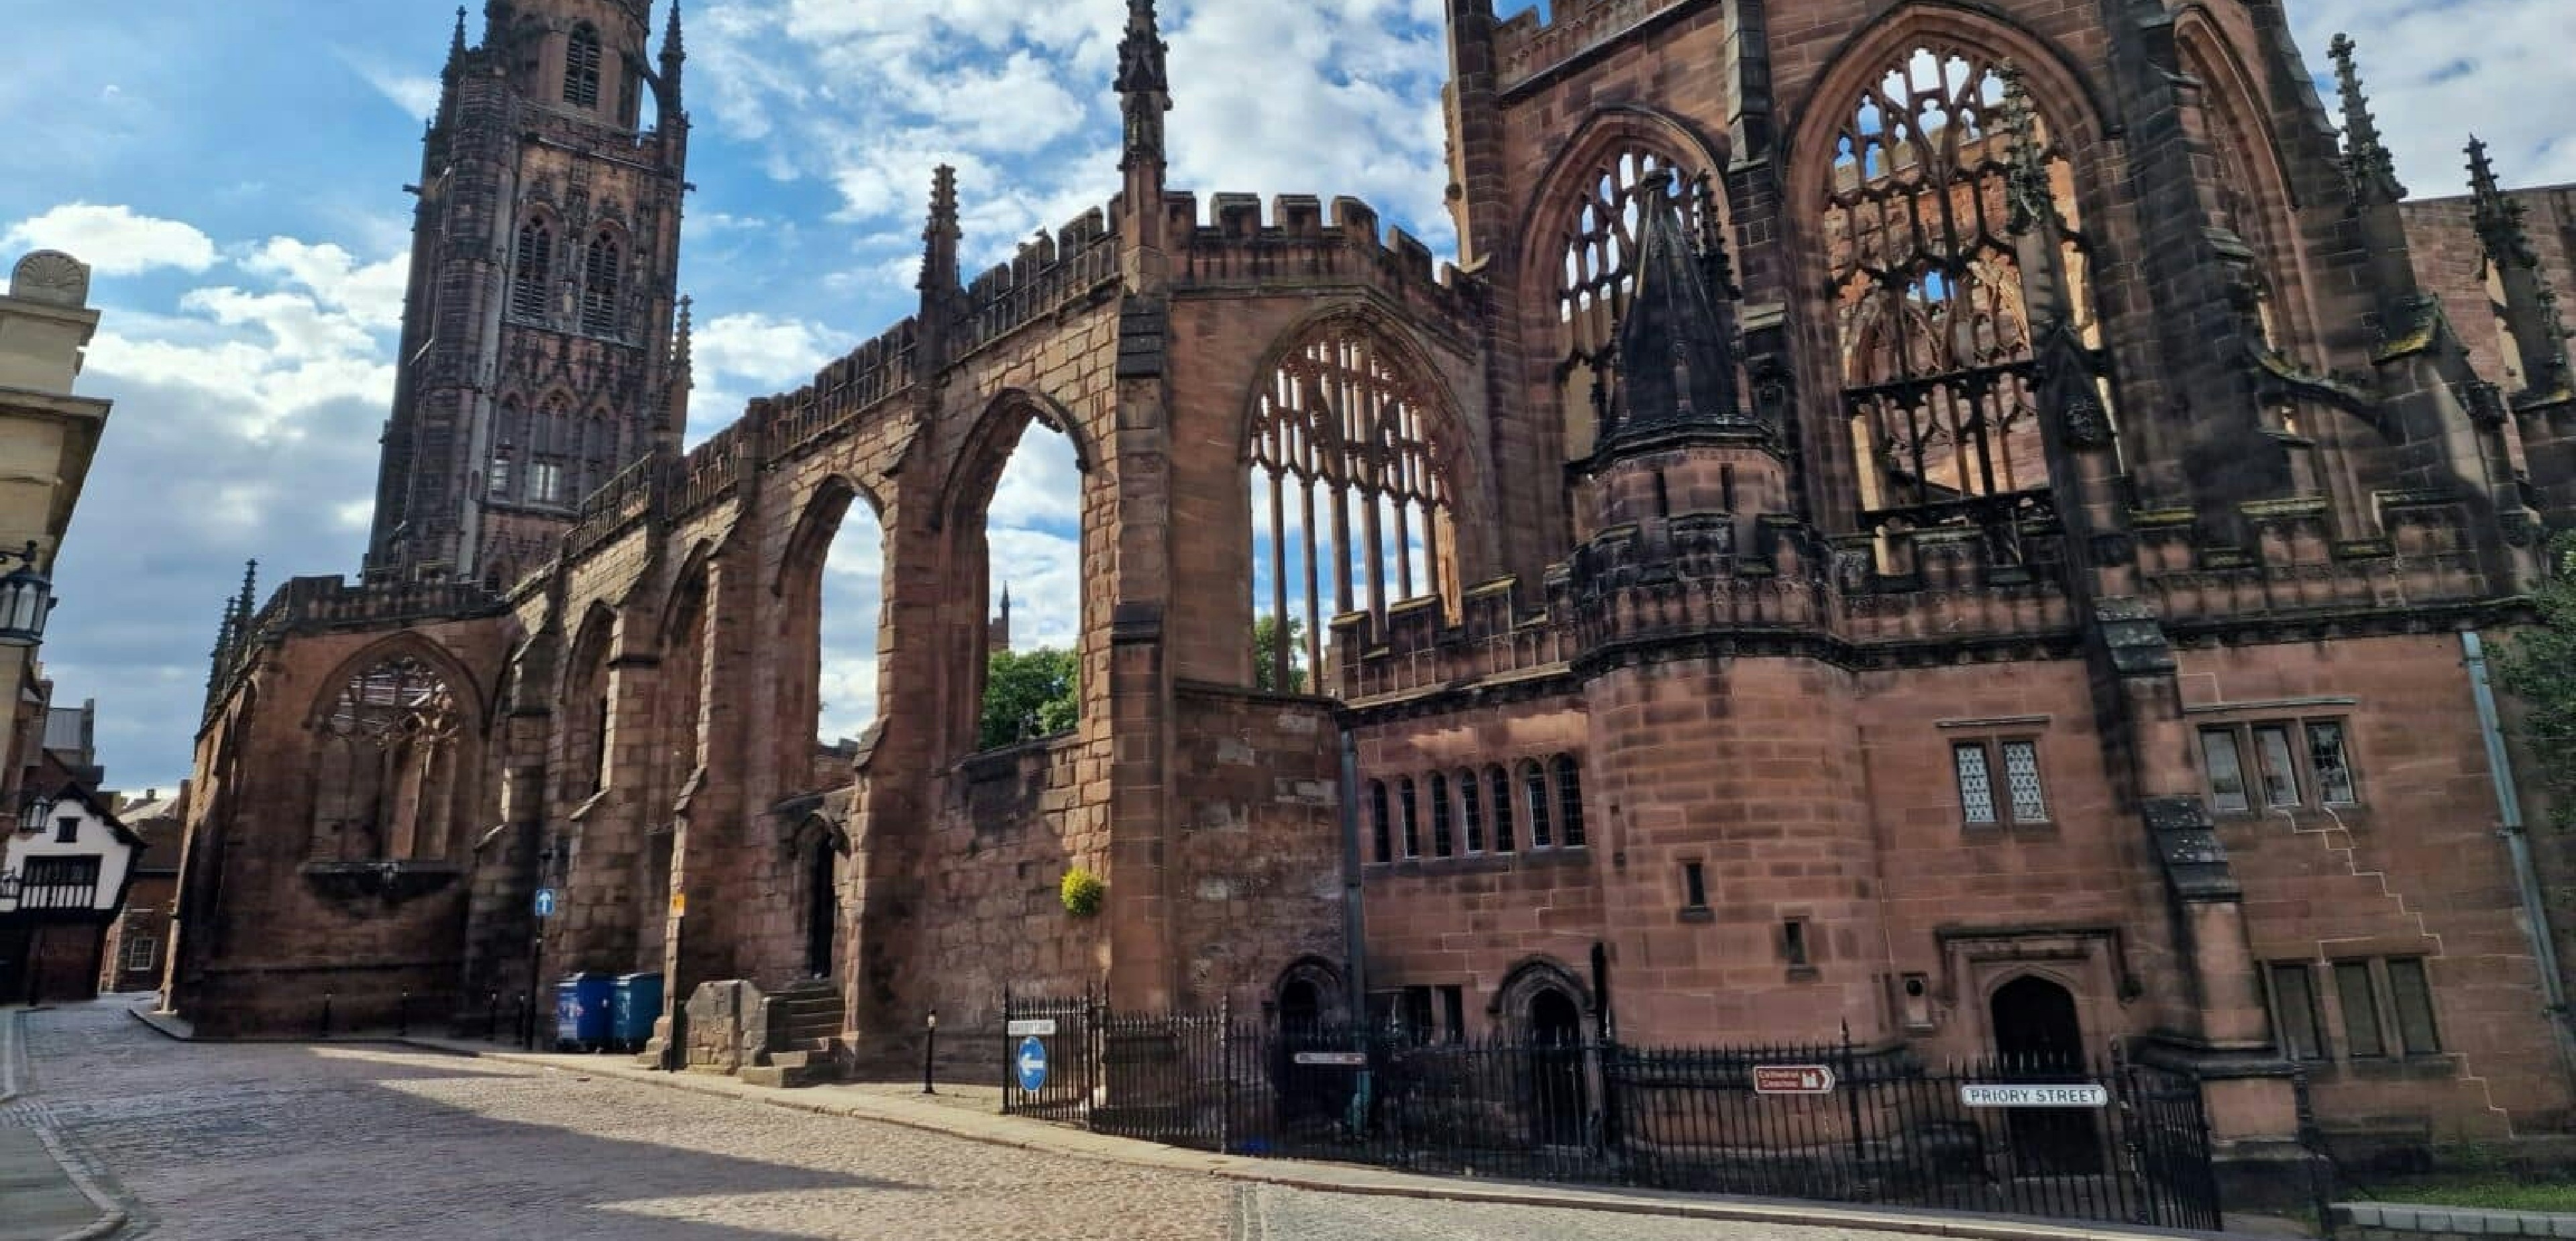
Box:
[561, 971, 614, 983]
[614, 972, 663, 983]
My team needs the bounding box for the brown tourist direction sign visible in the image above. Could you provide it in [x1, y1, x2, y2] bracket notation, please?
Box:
[1752, 1065, 1837, 1095]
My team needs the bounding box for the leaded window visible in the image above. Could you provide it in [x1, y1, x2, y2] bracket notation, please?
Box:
[2000, 739, 2046, 822]
[1823, 46, 2099, 526]
[1487, 765, 1515, 853]
[1399, 777, 1421, 859]
[1554, 147, 1715, 458]
[1248, 325, 1456, 692]
[1369, 780, 1391, 863]
[1458, 769, 1484, 853]
[1430, 773, 1454, 857]
[1953, 741, 1998, 825]
[1521, 759, 1552, 849]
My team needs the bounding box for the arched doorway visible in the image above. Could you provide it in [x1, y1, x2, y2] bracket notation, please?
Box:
[1990, 974, 2098, 1175]
[1527, 985, 1589, 1147]
[803, 838, 839, 979]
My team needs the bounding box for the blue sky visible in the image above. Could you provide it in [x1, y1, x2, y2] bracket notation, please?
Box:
[1, 0, 2567, 792]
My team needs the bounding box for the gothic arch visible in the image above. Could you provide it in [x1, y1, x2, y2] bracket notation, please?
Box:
[1239, 304, 1483, 686]
[655, 539, 716, 653]
[936, 389, 1097, 533]
[1515, 107, 1732, 462]
[2173, 9, 2321, 364]
[1787, 9, 2112, 528]
[772, 475, 891, 792]
[1489, 955, 1596, 1026]
[301, 632, 490, 733]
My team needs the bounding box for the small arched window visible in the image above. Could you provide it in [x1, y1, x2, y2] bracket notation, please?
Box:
[1368, 779, 1391, 864]
[1398, 777, 1421, 859]
[581, 233, 621, 336]
[1458, 769, 1484, 853]
[511, 219, 553, 319]
[1552, 755, 1587, 848]
[311, 656, 462, 862]
[1521, 759, 1552, 848]
[1430, 773, 1454, 857]
[1487, 764, 1515, 853]
[564, 23, 603, 110]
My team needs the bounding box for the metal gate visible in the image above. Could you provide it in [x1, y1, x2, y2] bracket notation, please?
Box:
[998, 991, 1094, 1124]
[996, 1004, 2223, 1231]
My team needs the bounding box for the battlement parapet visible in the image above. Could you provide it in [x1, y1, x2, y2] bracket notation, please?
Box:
[2135, 489, 2510, 627]
[569, 451, 667, 559]
[959, 205, 1120, 355]
[1167, 191, 1477, 319]
[1491, 0, 1690, 90]
[768, 319, 921, 462]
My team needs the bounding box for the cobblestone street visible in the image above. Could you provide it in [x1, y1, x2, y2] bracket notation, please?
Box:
[3, 1001, 1945, 1241]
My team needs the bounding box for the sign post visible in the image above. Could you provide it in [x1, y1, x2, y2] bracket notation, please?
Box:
[1752, 1064, 1839, 1095]
[1960, 1083, 2109, 1108]
[1015, 1034, 1050, 1094]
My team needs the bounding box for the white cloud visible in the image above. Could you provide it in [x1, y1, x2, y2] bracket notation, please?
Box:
[696, 312, 836, 386]
[1, 203, 218, 276]
[337, 48, 443, 120]
[2294, 0, 2576, 190]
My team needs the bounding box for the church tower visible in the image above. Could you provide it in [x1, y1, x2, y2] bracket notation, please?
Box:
[365, 0, 690, 586]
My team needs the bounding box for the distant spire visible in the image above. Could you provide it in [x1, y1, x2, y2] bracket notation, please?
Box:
[2329, 34, 2406, 205]
[660, 0, 686, 93]
[1116, 0, 1171, 172]
[234, 558, 260, 623]
[445, 7, 470, 80]
[920, 165, 961, 294]
[1601, 171, 1744, 449]
[667, 295, 695, 437]
[2467, 137, 2573, 398]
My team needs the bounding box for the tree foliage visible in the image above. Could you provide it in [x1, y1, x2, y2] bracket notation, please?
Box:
[2498, 535, 2576, 829]
[979, 647, 1078, 750]
[1252, 614, 1308, 694]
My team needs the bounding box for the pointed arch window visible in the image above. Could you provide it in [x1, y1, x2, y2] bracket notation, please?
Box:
[511, 219, 554, 319]
[1555, 147, 1717, 459]
[311, 656, 462, 862]
[564, 23, 603, 111]
[1823, 46, 2098, 524]
[581, 232, 621, 336]
[1247, 324, 1458, 692]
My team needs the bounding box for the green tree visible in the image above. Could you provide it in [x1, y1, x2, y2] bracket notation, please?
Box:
[979, 647, 1079, 750]
[1252, 614, 1308, 694]
[2498, 535, 2576, 829]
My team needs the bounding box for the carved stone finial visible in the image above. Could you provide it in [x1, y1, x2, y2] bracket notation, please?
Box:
[920, 165, 961, 294]
[1998, 63, 2058, 237]
[1117, 0, 1171, 171]
[2464, 137, 2573, 397]
[9, 251, 91, 307]
[2328, 34, 2406, 205]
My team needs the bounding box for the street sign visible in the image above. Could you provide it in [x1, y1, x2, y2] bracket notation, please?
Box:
[1752, 1065, 1837, 1095]
[1015, 1036, 1049, 1092]
[1961, 1083, 2108, 1108]
[1292, 1050, 1368, 1067]
[1006, 1018, 1058, 1037]
[533, 888, 557, 919]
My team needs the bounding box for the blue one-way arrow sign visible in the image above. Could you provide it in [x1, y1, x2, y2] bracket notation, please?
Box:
[533, 888, 557, 919]
[1015, 1035, 1049, 1093]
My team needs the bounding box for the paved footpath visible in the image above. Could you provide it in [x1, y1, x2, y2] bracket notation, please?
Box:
[5, 1001, 1990, 1241]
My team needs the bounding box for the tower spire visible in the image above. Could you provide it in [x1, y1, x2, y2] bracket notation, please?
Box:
[1116, 0, 1171, 174]
[921, 165, 961, 296]
[660, 0, 686, 97]
[2467, 137, 2574, 400]
[666, 295, 694, 443]
[2329, 34, 2406, 206]
[445, 7, 470, 81]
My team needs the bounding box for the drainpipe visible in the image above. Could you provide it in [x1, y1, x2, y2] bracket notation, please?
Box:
[2460, 630, 2576, 1083]
[1337, 726, 1368, 1025]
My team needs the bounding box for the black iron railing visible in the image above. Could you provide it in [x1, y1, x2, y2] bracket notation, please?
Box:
[998, 996, 2220, 1231]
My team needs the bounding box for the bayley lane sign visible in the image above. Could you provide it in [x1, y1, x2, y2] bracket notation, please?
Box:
[1961, 1083, 2110, 1108]
[1752, 1065, 1837, 1095]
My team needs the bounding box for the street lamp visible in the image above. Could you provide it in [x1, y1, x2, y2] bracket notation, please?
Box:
[0, 543, 54, 649]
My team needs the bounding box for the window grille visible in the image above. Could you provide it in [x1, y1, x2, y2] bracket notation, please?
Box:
[564, 24, 602, 109]
[2000, 739, 2046, 822]
[581, 233, 621, 335]
[1430, 773, 1454, 857]
[1398, 777, 1421, 859]
[1953, 742, 1998, 825]
[1521, 760, 1552, 848]
[511, 221, 553, 319]
[1487, 765, 1515, 853]
[1552, 755, 1586, 847]
[1458, 769, 1484, 853]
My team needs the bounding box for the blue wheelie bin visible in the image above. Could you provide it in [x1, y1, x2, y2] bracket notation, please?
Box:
[611, 973, 664, 1053]
[555, 972, 614, 1051]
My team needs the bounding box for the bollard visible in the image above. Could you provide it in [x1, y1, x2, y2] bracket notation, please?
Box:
[397, 990, 410, 1038]
[319, 991, 334, 1039]
[486, 990, 500, 1042]
[923, 1009, 938, 1095]
[515, 992, 532, 1050]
